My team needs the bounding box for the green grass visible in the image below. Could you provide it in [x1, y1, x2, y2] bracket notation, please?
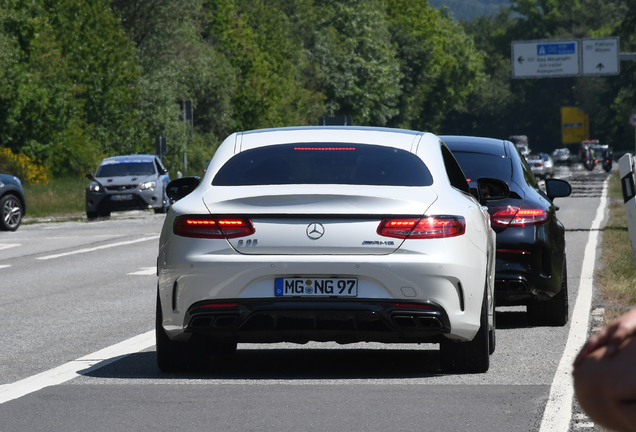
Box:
[596, 171, 636, 322]
[22, 176, 87, 219]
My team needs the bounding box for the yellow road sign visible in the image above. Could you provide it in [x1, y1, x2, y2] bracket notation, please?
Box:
[562, 107, 589, 144]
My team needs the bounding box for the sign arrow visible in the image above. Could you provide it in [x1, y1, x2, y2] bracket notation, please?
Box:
[517, 56, 525, 64]
[596, 63, 605, 71]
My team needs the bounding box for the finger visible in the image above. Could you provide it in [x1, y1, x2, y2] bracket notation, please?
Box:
[574, 328, 614, 367]
[605, 327, 636, 355]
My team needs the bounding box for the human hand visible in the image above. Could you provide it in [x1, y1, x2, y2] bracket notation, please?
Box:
[574, 307, 636, 368]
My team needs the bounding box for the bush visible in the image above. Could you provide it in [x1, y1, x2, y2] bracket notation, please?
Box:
[0, 148, 49, 185]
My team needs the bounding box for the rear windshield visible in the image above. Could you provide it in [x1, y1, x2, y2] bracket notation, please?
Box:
[212, 143, 433, 186]
[451, 152, 512, 183]
[96, 161, 155, 177]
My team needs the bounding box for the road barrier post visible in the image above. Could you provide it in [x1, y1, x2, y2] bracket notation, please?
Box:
[619, 153, 636, 267]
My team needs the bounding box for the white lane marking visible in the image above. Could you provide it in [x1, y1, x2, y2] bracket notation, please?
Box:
[127, 267, 156, 276]
[0, 265, 11, 270]
[36, 235, 159, 260]
[0, 330, 155, 405]
[539, 179, 608, 432]
[0, 244, 20, 251]
[42, 235, 125, 240]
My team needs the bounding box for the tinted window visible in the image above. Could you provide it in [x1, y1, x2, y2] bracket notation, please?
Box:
[213, 143, 433, 186]
[450, 152, 512, 183]
[441, 144, 470, 193]
[96, 161, 156, 177]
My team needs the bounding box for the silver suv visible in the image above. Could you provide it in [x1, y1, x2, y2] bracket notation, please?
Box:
[85, 155, 170, 219]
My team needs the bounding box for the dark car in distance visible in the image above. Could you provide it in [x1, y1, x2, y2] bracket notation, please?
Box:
[442, 136, 572, 326]
[0, 173, 26, 231]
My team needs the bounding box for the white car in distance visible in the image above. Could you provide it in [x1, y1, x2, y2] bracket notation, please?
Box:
[157, 126, 507, 373]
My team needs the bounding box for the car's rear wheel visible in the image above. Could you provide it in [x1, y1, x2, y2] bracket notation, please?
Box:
[156, 295, 236, 372]
[0, 194, 23, 231]
[156, 295, 210, 372]
[488, 312, 496, 355]
[527, 260, 568, 327]
[440, 288, 490, 374]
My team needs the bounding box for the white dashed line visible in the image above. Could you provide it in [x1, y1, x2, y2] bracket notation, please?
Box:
[127, 267, 157, 276]
[36, 236, 159, 260]
[0, 265, 11, 270]
[0, 244, 20, 251]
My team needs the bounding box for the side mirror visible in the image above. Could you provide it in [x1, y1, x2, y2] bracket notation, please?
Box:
[86, 172, 94, 180]
[545, 178, 572, 201]
[167, 176, 201, 202]
[476, 177, 510, 205]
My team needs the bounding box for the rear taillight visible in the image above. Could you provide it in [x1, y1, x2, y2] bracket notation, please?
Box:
[377, 216, 466, 239]
[173, 216, 255, 239]
[490, 206, 549, 227]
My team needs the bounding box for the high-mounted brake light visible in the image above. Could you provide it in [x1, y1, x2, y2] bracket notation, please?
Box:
[173, 216, 255, 239]
[377, 216, 466, 239]
[490, 206, 549, 227]
[293, 147, 356, 151]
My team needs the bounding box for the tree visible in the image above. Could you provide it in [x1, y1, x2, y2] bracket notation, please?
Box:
[205, 0, 325, 131]
[306, 0, 401, 126]
[0, 0, 144, 175]
[386, 0, 485, 132]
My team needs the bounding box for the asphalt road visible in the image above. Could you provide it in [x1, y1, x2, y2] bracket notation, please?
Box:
[0, 164, 610, 432]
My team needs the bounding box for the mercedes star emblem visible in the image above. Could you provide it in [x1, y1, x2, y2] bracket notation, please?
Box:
[306, 222, 325, 240]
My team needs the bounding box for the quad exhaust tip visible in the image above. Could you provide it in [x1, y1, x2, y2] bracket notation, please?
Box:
[392, 315, 443, 330]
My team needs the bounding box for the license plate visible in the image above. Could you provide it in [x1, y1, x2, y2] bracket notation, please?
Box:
[111, 194, 133, 201]
[275, 278, 358, 297]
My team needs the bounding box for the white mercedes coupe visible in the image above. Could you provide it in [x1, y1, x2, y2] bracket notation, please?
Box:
[156, 126, 506, 373]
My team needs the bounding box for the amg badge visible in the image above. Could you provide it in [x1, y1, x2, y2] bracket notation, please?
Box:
[362, 240, 395, 245]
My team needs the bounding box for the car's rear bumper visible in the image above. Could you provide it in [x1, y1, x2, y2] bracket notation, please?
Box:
[158, 248, 489, 343]
[494, 249, 562, 304]
[179, 298, 451, 344]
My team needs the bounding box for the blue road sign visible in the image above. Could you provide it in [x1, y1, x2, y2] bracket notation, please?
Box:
[537, 43, 576, 56]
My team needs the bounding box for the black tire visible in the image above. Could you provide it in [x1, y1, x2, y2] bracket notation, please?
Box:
[154, 202, 168, 214]
[156, 295, 188, 372]
[86, 211, 110, 221]
[488, 309, 496, 355]
[440, 288, 490, 373]
[156, 295, 210, 372]
[156, 294, 236, 372]
[0, 194, 23, 231]
[527, 260, 568, 327]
